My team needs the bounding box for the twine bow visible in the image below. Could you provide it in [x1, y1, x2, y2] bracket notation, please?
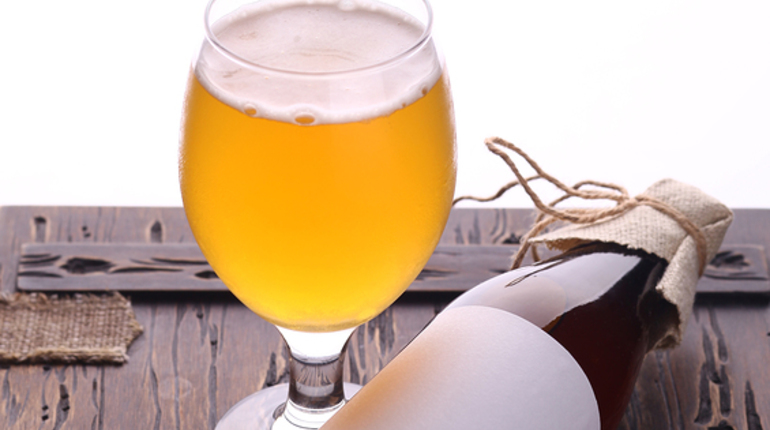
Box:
[453, 137, 709, 275]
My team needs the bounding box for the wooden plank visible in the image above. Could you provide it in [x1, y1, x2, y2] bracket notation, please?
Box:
[699, 244, 770, 294]
[17, 243, 218, 292]
[14, 243, 519, 293]
[0, 206, 196, 294]
[619, 298, 770, 429]
[2, 206, 770, 430]
[16, 242, 770, 295]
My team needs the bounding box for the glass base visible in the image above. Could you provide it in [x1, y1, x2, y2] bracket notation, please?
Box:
[215, 383, 362, 430]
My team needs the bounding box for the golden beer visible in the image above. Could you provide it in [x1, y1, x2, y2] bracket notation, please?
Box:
[180, 0, 455, 332]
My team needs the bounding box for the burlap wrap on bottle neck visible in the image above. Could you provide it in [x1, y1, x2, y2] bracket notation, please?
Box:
[454, 138, 735, 348]
[530, 179, 733, 348]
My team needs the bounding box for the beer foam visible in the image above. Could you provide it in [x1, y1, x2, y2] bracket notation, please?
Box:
[195, 0, 442, 125]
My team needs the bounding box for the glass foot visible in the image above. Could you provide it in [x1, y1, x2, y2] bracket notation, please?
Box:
[215, 383, 362, 430]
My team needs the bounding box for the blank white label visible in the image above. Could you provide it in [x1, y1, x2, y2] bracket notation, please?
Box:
[323, 305, 600, 430]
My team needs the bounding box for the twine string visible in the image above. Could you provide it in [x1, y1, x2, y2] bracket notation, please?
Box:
[453, 137, 708, 274]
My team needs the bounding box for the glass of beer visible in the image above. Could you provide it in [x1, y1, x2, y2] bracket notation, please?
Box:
[180, 0, 455, 428]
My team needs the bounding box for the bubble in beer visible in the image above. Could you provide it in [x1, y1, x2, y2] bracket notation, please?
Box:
[295, 114, 316, 125]
[421, 87, 428, 96]
[243, 105, 259, 117]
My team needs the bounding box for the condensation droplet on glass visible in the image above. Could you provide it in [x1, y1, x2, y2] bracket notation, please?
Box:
[244, 105, 258, 117]
[421, 86, 428, 96]
[295, 114, 316, 125]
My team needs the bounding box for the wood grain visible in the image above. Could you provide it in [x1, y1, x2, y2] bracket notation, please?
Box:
[14, 242, 770, 294]
[0, 206, 768, 429]
[13, 243, 518, 293]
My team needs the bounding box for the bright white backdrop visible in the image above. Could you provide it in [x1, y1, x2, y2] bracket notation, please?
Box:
[1, 0, 768, 208]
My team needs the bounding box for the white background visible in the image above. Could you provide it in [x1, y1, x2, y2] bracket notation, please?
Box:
[1, 0, 768, 208]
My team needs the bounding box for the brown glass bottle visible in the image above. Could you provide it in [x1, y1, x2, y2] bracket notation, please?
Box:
[445, 241, 677, 430]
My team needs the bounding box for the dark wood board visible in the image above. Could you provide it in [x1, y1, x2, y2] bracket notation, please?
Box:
[14, 243, 519, 293]
[0, 206, 769, 430]
[14, 241, 770, 296]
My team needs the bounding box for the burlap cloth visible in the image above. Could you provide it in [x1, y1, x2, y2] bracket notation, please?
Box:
[0, 292, 143, 364]
[531, 179, 733, 348]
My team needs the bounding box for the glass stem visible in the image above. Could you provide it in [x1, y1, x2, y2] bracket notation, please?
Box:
[275, 327, 355, 429]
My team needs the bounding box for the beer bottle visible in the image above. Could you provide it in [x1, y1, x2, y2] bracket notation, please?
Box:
[445, 241, 675, 430]
[322, 179, 733, 430]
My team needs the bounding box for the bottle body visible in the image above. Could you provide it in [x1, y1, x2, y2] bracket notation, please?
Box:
[446, 242, 674, 430]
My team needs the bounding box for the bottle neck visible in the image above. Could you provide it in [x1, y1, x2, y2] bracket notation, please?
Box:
[536, 241, 676, 351]
[448, 241, 674, 351]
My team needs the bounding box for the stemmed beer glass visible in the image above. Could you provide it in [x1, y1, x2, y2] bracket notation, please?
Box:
[180, 0, 455, 428]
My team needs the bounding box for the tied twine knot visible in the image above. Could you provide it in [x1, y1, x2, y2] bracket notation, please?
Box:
[454, 137, 709, 275]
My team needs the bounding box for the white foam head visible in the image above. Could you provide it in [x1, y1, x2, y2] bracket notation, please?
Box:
[195, 0, 442, 125]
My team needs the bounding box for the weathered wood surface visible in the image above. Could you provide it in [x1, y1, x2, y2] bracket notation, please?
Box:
[0, 206, 768, 429]
[14, 241, 769, 295]
[14, 243, 520, 293]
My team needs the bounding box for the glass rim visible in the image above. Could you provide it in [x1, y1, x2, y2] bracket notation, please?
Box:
[203, 0, 435, 77]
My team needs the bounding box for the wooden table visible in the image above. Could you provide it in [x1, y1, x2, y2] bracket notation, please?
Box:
[0, 206, 768, 429]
